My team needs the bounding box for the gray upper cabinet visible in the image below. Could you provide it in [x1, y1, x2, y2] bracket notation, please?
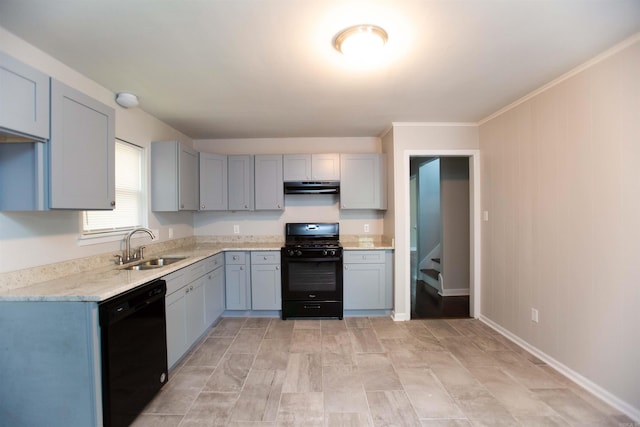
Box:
[151, 141, 198, 211]
[340, 153, 387, 210]
[199, 153, 228, 210]
[283, 153, 340, 181]
[228, 155, 254, 211]
[255, 154, 284, 210]
[49, 79, 115, 209]
[0, 51, 50, 141]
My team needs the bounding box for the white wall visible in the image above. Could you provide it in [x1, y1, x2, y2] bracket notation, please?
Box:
[440, 157, 470, 293]
[479, 35, 640, 417]
[193, 137, 385, 237]
[390, 124, 480, 320]
[0, 27, 193, 274]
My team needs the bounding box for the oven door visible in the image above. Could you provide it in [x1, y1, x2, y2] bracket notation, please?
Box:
[281, 250, 343, 301]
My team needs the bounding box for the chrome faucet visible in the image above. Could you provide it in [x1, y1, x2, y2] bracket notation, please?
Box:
[122, 227, 156, 263]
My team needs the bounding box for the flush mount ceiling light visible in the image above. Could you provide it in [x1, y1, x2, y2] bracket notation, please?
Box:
[334, 25, 388, 58]
[115, 92, 139, 108]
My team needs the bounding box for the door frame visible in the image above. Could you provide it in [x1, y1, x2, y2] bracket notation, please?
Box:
[396, 149, 481, 319]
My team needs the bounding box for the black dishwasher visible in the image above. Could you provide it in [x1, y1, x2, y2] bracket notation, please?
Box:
[99, 279, 168, 427]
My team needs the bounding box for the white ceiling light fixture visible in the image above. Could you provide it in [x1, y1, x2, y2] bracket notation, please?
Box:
[115, 92, 139, 108]
[334, 25, 388, 60]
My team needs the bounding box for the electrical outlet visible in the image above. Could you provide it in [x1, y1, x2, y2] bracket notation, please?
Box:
[233, 224, 240, 234]
[364, 224, 370, 233]
[531, 308, 539, 323]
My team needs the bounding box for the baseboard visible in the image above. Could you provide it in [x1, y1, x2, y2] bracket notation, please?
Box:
[479, 315, 640, 423]
[438, 288, 470, 297]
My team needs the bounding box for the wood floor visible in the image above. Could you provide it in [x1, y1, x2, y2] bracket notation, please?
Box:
[132, 317, 632, 426]
[411, 280, 470, 319]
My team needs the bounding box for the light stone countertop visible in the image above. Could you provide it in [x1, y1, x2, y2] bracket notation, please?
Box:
[0, 236, 393, 302]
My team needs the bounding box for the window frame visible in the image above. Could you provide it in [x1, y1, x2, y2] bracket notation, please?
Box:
[79, 138, 148, 245]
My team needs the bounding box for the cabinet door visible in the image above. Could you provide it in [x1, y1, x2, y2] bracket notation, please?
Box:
[49, 79, 115, 209]
[343, 262, 388, 310]
[228, 155, 254, 211]
[0, 51, 50, 141]
[312, 153, 340, 180]
[251, 264, 281, 310]
[283, 154, 311, 181]
[165, 288, 188, 368]
[340, 153, 386, 210]
[179, 144, 198, 210]
[204, 267, 225, 325]
[255, 154, 284, 210]
[199, 153, 228, 210]
[186, 276, 206, 343]
[225, 263, 250, 310]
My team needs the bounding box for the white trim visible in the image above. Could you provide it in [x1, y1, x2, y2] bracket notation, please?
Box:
[399, 149, 481, 320]
[439, 288, 470, 297]
[392, 311, 410, 321]
[478, 32, 640, 126]
[480, 315, 640, 423]
[77, 228, 158, 246]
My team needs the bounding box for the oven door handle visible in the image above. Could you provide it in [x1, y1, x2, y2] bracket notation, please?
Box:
[283, 257, 342, 262]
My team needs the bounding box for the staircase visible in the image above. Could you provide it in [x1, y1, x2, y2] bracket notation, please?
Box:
[420, 257, 441, 290]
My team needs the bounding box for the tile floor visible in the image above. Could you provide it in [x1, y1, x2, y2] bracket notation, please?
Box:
[133, 317, 634, 426]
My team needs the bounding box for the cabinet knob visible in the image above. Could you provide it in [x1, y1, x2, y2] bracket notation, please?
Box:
[110, 201, 116, 207]
[240, 266, 244, 270]
[244, 205, 248, 209]
[345, 265, 349, 270]
[263, 256, 267, 260]
[233, 256, 239, 260]
[201, 204, 205, 209]
[181, 204, 185, 209]
[276, 266, 279, 270]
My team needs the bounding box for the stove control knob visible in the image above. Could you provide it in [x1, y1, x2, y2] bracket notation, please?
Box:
[296, 250, 302, 257]
[287, 249, 295, 257]
[322, 250, 328, 256]
[329, 250, 336, 256]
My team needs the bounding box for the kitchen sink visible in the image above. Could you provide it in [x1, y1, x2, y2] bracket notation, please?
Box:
[121, 257, 187, 270]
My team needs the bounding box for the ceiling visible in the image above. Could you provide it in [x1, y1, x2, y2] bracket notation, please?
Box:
[1, 1, 639, 139]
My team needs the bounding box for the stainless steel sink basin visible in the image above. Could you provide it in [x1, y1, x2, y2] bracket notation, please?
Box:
[139, 257, 187, 266]
[121, 257, 187, 270]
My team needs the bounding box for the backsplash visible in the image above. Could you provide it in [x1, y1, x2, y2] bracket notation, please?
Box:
[0, 234, 392, 292]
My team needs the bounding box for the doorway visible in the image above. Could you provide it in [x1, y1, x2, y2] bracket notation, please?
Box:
[410, 156, 471, 319]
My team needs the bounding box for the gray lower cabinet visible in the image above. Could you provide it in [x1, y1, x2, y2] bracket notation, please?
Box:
[228, 155, 254, 211]
[343, 250, 393, 310]
[204, 254, 225, 325]
[225, 251, 251, 309]
[0, 51, 50, 141]
[250, 251, 281, 310]
[151, 140, 198, 211]
[340, 153, 387, 210]
[164, 254, 224, 369]
[254, 154, 284, 210]
[0, 301, 101, 426]
[199, 152, 228, 210]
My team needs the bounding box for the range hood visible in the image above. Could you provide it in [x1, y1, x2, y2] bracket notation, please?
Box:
[284, 181, 340, 195]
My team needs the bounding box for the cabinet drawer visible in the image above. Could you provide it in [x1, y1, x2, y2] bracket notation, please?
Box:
[163, 269, 188, 295]
[251, 251, 281, 265]
[343, 250, 385, 264]
[225, 251, 247, 265]
[185, 260, 206, 282]
[205, 253, 224, 272]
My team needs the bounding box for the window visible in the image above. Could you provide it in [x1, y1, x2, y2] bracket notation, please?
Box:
[83, 139, 145, 234]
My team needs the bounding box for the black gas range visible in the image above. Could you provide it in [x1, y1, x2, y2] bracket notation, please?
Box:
[281, 223, 343, 320]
